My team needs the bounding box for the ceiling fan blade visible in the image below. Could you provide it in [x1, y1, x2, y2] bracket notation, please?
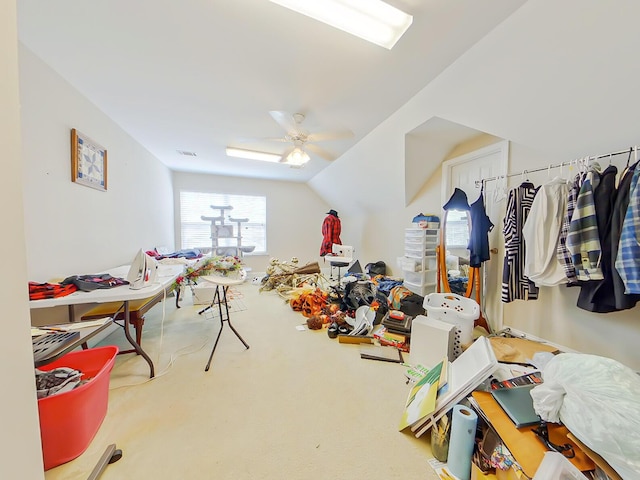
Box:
[306, 130, 354, 143]
[237, 136, 289, 144]
[269, 111, 300, 134]
[306, 143, 336, 161]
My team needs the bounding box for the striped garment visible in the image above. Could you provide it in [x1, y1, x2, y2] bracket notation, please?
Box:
[614, 168, 640, 293]
[566, 172, 603, 281]
[556, 172, 584, 284]
[502, 183, 539, 302]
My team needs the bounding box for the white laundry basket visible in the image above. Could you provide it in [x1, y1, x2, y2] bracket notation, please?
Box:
[423, 293, 479, 358]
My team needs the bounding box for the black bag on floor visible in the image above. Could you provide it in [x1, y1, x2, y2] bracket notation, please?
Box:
[365, 261, 386, 276]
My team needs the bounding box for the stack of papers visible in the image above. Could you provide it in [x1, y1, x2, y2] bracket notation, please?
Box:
[31, 317, 111, 336]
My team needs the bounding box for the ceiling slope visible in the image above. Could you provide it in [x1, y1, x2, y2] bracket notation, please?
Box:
[17, 0, 525, 183]
[312, 0, 640, 214]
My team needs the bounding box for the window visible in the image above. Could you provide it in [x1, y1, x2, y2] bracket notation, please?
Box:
[445, 210, 470, 249]
[179, 191, 266, 255]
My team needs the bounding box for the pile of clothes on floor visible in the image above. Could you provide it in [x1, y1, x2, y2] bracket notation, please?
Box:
[284, 270, 426, 339]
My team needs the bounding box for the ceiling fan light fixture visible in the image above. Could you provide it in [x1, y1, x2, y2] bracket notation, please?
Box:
[225, 147, 282, 163]
[286, 147, 311, 167]
[269, 0, 412, 50]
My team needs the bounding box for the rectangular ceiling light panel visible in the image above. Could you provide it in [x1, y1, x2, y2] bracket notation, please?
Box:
[269, 0, 413, 49]
[225, 147, 282, 163]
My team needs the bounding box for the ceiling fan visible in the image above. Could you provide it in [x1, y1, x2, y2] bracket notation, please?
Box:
[228, 111, 353, 168]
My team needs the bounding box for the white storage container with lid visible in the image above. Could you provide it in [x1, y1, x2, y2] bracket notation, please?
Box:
[401, 223, 439, 292]
[424, 292, 479, 357]
[532, 452, 588, 480]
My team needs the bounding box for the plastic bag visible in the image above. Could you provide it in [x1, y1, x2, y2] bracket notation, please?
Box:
[530, 353, 640, 479]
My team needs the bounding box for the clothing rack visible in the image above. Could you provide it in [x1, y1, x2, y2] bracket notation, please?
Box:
[475, 145, 638, 187]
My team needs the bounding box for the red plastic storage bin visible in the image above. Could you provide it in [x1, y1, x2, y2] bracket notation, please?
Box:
[37, 345, 118, 470]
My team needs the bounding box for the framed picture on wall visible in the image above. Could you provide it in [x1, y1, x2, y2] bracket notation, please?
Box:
[71, 128, 108, 191]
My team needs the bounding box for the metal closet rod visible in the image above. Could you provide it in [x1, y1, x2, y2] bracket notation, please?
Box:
[475, 145, 638, 187]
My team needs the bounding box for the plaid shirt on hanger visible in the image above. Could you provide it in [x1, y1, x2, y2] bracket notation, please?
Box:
[566, 172, 604, 281]
[556, 172, 584, 284]
[615, 168, 640, 293]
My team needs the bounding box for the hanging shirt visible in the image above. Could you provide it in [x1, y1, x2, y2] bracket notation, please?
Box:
[522, 178, 569, 287]
[577, 165, 619, 312]
[556, 172, 585, 284]
[566, 172, 604, 281]
[502, 182, 539, 302]
[615, 168, 640, 294]
[598, 162, 640, 309]
[468, 192, 494, 268]
[320, 214, 341, 256]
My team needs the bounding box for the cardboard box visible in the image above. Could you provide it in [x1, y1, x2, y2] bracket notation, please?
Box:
[471, 464, 521, 480]
[471, 464, 498, 480]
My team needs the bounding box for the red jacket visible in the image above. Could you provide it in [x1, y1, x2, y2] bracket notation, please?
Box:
[320, 214, 342, 256]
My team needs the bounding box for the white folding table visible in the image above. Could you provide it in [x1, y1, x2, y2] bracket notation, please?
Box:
[29, 264, 183, 378]
[199, 274, 250, 371]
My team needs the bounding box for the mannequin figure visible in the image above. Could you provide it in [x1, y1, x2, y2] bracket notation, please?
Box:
[320, 209, 342, 256]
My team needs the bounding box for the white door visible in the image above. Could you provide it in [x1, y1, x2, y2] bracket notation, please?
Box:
[441, 141, 509, 331]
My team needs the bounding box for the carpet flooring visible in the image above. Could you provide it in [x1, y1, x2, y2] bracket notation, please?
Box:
[44, 282, 439, 479]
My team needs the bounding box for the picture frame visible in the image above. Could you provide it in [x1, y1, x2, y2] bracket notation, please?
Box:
[71, 128, 108, 191]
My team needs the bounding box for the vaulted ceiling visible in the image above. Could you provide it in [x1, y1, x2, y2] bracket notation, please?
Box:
[17, 0, 525, 182]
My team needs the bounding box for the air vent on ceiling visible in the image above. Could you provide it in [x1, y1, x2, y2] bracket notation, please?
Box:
[177, 150, 197, 157]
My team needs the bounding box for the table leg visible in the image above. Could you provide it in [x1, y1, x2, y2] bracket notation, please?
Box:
[121, 300, 155, 378]
[223, 286, 249, 350]
[204, 285, 249, 371]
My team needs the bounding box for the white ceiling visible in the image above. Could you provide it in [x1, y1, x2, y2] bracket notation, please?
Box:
[16, 0, 525, 182]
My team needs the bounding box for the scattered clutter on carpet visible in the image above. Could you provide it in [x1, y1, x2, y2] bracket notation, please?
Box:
[254, 257, 628, 480]
[255, 257, 419, 345]
[259, 257, 323, 297]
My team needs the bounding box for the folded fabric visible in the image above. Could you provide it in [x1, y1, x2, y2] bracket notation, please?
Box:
[148, 248, 203, 260]
[29, 281, 78, 300]
[61, 274, 128, 292]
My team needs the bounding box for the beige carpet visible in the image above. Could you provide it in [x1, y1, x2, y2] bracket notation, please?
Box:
[44, 283, 439, 480]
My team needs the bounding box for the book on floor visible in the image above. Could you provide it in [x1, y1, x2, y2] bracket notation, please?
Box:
[410, 335, 498, 438]
[398, 358, 445, 431]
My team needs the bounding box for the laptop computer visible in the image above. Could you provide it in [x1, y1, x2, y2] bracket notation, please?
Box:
[491, 384, 542, 428]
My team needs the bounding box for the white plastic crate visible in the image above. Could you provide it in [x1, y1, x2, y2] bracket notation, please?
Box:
[405, 228, 439, 238]
[405, 236, 438, 247]
[404, 280, 436, 296]
[424, 293, 479, 357]
[403, 269, 436, 285]
[405, 246, 437, 258]
[192, 284, 216, 304]
[398, 257, 420, 271]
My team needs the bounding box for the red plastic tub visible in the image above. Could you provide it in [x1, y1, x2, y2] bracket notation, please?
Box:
[37, 345, 118, 470]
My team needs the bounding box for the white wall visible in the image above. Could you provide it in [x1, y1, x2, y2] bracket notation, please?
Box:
[1, 0, 45, 476]
[19, 45, 175, 282]
[173, 172, 331, 273]
[309, 0, 640, 370]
